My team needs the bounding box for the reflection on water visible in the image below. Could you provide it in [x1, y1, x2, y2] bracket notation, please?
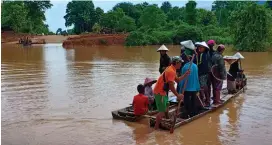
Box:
[2, 44, 272, 145]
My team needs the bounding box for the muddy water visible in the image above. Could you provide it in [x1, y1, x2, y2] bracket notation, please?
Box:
[2, 44, 272, 145]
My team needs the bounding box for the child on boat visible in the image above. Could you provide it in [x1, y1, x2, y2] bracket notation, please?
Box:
[143, 78, 157, 110]
[132, 84, 149, 116]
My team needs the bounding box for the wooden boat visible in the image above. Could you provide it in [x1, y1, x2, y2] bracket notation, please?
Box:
[149, 86, 245, 130]
[112, 101, 178, 122]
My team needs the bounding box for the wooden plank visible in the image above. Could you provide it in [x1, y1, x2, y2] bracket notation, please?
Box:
[149, 86, 245, 130]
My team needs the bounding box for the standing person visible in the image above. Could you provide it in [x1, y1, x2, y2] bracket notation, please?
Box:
[157, 45, 171, 74]
[195, 42, 211, 106]
[153, 56, 190, 130]
[143, 78, 157, 110]
[178, 40, 200, 117]
[206, 40, 216, 103]
[211, 44, 227, 106]
[176, 47, 188, 93]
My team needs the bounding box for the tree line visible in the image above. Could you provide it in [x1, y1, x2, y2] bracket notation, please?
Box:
[63, 0, 272, 51]
[2, 0, 272, 51]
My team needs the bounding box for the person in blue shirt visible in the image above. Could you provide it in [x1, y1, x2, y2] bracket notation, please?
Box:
[178, 47, 200, 117]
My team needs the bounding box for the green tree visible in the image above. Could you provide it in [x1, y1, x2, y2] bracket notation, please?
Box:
[161, 1, 172, 13]
[167, 6, 185, 22]
[1, 2, 28, 32]
[229, 3, 271, 51]
[113, 2, 141, 22]
[212, 1, 247, 27]
[92, 23, 101, 33]
[185, 0, 197, 25]
[139, 5, 167, 28]
[23, 1, 52, 32]
[94, 7, 104, 23]
[100, 8, 125, 32]
[56, 28, 63, 35]
[196, 9, 217, 26]
[64, 1, 96, 34]
[116, 16, 136, 32]
[1, 1, 52, 34]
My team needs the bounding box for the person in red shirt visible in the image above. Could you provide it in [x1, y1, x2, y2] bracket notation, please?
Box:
[133, 84, 149, 116]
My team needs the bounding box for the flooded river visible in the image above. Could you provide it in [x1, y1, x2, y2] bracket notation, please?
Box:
[2, 44, 272, 145]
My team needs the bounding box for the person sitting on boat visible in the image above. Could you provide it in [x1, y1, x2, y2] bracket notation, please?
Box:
[144, 78, 157, 110]
[178, 40, 200, 117]
[132, 84, 149, 116]
[211, 44, 227, 106]
[195, 41, 211, 107]
[153, 56, 190, 130]
[157, 45, 171, 74]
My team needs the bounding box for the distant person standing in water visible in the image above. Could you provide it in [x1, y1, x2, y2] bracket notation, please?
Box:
[157, 45, 171, 74]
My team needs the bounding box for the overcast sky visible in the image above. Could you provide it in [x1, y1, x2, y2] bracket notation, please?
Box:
[45, 0, 214, 32]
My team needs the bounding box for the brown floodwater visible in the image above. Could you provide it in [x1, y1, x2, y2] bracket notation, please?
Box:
[2, 44, 272, 145]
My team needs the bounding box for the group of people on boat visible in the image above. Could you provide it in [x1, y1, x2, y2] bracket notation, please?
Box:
[132, 39, 246, 129]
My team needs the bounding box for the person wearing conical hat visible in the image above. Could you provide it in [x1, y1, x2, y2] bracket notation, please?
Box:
[211, 44, 227, 106]
[195, 41, 211, 106]
[178, 40, 201, 117]
[229, 52, 246, 91]
[157, 44, 171, 74]
[143, 78, 157, 110]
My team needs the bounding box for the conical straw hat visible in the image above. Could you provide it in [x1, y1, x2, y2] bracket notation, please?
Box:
[233, 52, 245, 59]
[195, 41, 209, 49]
[157, 44, 169, 52]
[180, 40, 195, 50]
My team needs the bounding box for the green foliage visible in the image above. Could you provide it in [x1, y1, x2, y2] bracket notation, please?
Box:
[56, 28, 62, 35]
[113, 2, 141, 24]
[125, 31, 147, 46]
[173, 24, 203, 44]
[167, 7, 185, 22]
[229, 3, 270, 51]
[185, 0, 197, 25]
[92, 23, 101, 33]
[64, 1, 97, 34]
[94, 7, 104, 23]
[100, 8, 125, 32]
[139, 5, 167, 29]
[151, 31, 174, 44]
[116, 16, 136, 32]
[196, 9, 217, 26]
[161, 1, 172, 13]
[144, 35, 159, 45]
[1, 1, 52, 34]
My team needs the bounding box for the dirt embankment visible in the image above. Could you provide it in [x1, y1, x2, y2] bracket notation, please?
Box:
[62, 33, 128, 47]
[2, 31, 128, 46]
[1, 31, 78, 44]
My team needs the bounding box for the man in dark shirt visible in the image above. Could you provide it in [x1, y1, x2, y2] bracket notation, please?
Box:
[206, 40, 216, 103]
[157, 45, 171, 74]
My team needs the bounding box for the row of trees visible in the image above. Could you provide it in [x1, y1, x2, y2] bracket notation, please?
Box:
[63, 0, 272, 51]
[1, 1, 53, 34]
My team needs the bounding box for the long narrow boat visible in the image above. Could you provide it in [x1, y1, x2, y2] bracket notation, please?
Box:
[112, 101, 178, 122]
[149, 86, 245, 130]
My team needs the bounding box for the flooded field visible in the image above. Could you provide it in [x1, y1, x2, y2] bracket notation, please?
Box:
[2, 44, 272, 145]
